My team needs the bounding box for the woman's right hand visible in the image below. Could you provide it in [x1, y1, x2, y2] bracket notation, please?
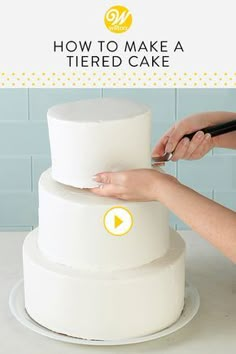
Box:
[152, 113, 220, 161]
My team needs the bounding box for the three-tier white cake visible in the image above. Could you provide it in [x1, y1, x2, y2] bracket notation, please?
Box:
[23, 97, 185, 341]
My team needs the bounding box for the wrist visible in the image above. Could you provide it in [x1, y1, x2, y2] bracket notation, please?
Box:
[153, 173, 180, 202]
[212, 135, 220, 148]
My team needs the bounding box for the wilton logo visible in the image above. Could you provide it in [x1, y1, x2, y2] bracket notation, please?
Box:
[104, 5, 132, 33]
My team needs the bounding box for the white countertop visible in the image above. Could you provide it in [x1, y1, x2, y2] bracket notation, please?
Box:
[0, 231, 235, 354]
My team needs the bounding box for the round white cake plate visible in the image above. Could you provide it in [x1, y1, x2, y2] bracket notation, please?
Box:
[9, 280, 200, 346]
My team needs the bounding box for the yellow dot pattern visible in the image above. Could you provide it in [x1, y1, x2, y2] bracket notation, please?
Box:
[0, 71, 236, 87]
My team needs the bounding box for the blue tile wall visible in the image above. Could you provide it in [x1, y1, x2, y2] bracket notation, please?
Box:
[32, 156, 51, 190]
[0, 192, 38, 227]
[0, 226, 33, 232]
[214, 191, 236, 210]
[0, 157, 31, 191]
[0, 121, 49, 155]
[178, 156, 236, 190]
[0, 89, 28, 121]
[0, 88, 235, 230]
[177, 89, 236, 116]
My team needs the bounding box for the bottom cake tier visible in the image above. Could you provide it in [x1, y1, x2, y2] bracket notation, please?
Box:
[23, 228, 185, 340]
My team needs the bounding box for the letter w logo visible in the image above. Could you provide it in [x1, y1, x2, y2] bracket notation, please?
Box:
[104, 5, 132, 33]
[106, 9, 130, 25]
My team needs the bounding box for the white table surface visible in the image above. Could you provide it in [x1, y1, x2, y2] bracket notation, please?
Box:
[0, 231, 235, 354]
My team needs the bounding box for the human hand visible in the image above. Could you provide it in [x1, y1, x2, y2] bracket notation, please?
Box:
[90, 168, 179, 201]
[152, 113, 218, 161]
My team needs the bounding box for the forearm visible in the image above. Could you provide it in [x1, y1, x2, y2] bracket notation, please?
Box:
[157, 179, 236, 262]
[214, 131, 236, 149]
[92, 167, 236, 262]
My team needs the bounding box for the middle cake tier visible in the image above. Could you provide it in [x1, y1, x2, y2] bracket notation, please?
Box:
[38, 169, 170, 270]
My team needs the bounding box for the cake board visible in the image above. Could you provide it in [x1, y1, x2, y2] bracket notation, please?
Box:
[9, 279, 200, 346]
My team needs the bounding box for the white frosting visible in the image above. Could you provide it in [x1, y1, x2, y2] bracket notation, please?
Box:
[47, 98, 152, 188]
[38, 169, 170, 270]
[23, 97, 186, 341]
[23, 229, 185, 340]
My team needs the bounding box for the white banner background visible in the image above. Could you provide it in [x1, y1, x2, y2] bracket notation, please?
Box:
[0, 0, 235, 71]
[0, 0, 235, 86]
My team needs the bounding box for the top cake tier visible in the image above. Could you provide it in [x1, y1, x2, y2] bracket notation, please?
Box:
[47, 98, 151, 188]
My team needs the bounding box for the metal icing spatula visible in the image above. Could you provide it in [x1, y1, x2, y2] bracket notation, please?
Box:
[152, 119, 236, 164]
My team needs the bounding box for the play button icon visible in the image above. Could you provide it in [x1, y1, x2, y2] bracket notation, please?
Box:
[103, 206, 133, 236]
[114, 215, 123, 228]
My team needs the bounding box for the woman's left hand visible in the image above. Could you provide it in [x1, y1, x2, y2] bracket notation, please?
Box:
[90, 168, 178, 201]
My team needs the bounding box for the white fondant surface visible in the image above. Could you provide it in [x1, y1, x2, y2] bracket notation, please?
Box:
[38, 169, 170, 270]
[10, 280, 199, 346]
[23, 229, 185, 341]
[47, 98, 152, 188]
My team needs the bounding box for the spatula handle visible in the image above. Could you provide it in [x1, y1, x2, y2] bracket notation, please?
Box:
[183, 119, 236, 140]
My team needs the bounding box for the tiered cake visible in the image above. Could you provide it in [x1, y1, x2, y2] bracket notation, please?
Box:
[23, 98, 185, 340]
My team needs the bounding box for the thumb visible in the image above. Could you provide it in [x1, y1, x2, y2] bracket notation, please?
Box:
[93, 172, 113, 184]
[165, 122, 190, 153]
[152, 135, 168, 157]
[152, 126, 175, 157]
[93, 171, 123, 185]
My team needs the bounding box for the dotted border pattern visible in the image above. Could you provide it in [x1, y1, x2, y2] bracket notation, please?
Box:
[1, 71, 236, 87]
